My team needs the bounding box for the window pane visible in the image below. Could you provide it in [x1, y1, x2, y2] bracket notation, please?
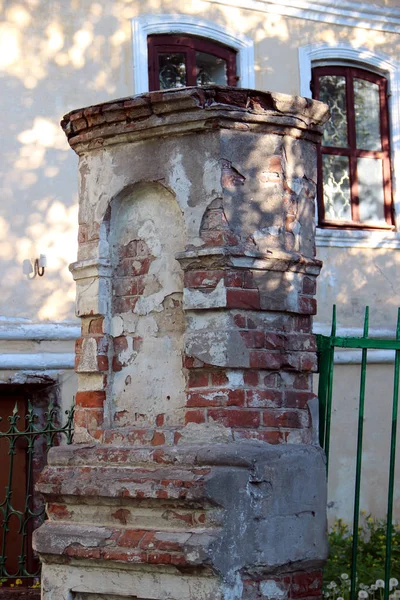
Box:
[196, 51, 227, 85]
[319, 75, 348, 148]
[358, 157, 385, 223]
[158, 53, 186, 89]
[354, 78, 381, 151]
[322, 155, 351, 221]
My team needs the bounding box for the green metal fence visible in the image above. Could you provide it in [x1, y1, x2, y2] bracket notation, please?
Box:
[317, 306, 400, 600]
[0, 400, 74, 584]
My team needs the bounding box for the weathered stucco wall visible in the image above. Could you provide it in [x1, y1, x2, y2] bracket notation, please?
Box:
[0, 0, 399, 324]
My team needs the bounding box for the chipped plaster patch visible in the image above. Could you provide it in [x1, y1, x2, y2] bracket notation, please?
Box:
[168, 150, 192, 210]
[178, 421, 233, 444]
[138, 219, 161, 257]
[110, 315, 123, 337]
[184, 279, 227, 310]
[260, 580, 288, 599]
[227, 370, 244, 387]
[77, 338, 98, 372]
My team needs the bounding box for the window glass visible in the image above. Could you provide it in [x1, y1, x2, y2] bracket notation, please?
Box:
[158, 54, 186, 89]
[322, 155, 351, 221]
[148, 35, 237, 91]
[313, 66, 392, 228]
[195, 52, 227, 85]
[354, 78, 381, 151]
[358, 157, 385, 223]
[319, 75, 348, 148]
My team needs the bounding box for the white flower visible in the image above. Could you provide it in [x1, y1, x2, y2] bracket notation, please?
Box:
[360, 584, 368, 590]
[337, 597, 344, 600]
[370, 585, 378, 591]
[389, 595, 396, 600]
[341, 574, 349, 581]
[376, 580, 385, 589]
[394, 591, 400, 598]
[358, 591, 369, 598]
[390, 579, 399, 590]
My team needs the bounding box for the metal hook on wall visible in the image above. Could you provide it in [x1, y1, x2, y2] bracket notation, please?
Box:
[23, 255, 47, 279]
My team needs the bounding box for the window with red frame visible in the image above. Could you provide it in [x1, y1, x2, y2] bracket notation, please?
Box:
[312, 66, 394, 229]
[147, 35, 238, 92]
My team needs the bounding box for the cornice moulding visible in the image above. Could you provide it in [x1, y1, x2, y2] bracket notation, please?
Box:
[207, 0, 400, 33]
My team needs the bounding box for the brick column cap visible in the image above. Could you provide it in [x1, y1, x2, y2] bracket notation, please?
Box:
[61, 86, 329, 155]
[176, 246, 322, 275]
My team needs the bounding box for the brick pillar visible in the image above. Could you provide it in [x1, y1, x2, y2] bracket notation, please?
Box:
[34, 87, 329, 600]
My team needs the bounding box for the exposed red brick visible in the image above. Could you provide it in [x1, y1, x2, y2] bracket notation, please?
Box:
[136, 240, 151, 256]
[243, 272, 256, 289]
[295, 316, 313, 333]
[201, 230, 239, 246]
[262, 409, 308, 429]
[174, 431, 182, 444]
[298, 296, 317, 315]
[75, 391, 106, 408]
[113, 278, 138, 297]
[185, 410, 205, 424]
[207, 408, 260, 428]
[188, 370, 210, 388]
[74, 407, 87, 428]
[240, 330, 265, 348]
[151, 431, 166, 446]
[140, 531, 156, 550]
[117, 257, 154, 278]
[233, 429, 287, 444]
[112, 508, 130, 525]
[263, 372, 278, 387]
[302, 277, 317, 295]
[243, 370, 259, 386]
[233, 313, 247, 328]
[227, 289, 260, 310]
[285, 391, 316, 409]
[246, 389, 283, 408]
[97, 355, 109, 371]
[291, 571, 323, 598]
[211, 371, 229, 386]
[155, 413, 165, 427]
[120, 240, 137, 258]
[118, 529, 145, 548]
[224, 271, 244, 287]
[265, 333, 286, 350]
[249, 351, 282, 370]
[47, 503, 71, 520]
[300, 353, 318, 372]
[184, 270, 223, 288]
[88, 317, 104, 334]
[114, 336, 129, 353]
[113, 296, 138, 314]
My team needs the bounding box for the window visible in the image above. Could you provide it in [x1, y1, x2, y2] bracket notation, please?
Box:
[312, 66, 394, 229]
[147, 35, 238, 91]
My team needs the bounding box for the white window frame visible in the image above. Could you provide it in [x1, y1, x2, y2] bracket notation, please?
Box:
[299, 43, 400, 247]
[131, 14, 255, 95]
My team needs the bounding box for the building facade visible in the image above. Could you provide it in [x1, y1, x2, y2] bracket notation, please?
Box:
[1, 0, 400, 563]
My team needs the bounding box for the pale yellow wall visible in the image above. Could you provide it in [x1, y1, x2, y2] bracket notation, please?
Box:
[315, 364, 400, 525]
[1, 0, 400, 322]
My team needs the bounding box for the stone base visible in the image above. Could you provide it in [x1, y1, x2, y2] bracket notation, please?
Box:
[34, 441, 327, 600]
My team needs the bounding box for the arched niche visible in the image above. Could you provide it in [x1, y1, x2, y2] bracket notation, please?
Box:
[106, 181, 187, 428]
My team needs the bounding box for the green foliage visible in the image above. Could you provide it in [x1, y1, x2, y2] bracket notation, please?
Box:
[324, 516, 400, 599]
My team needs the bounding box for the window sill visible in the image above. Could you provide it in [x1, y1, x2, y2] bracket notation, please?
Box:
[316, 227, 400, 249]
